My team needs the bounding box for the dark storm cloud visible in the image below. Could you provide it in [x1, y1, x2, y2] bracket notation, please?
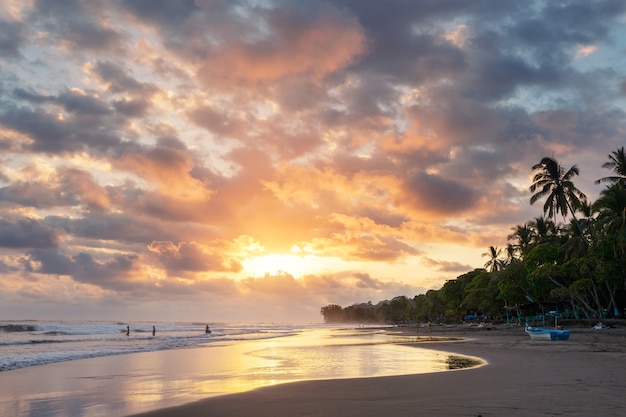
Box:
[0, 218, 60, 249]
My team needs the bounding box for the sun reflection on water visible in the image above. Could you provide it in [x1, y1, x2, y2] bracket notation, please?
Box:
[128, 327, 472, 401]
[0, 327, 479, 417]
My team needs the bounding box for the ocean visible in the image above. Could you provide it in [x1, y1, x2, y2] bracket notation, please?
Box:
[0, 320, 457, 417]
[0, 320, 301, 371]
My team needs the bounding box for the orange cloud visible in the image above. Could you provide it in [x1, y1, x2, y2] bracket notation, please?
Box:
[148, 240, 242, 275]
[300, 232, 418, 262]
[57, 167, 111, 211]
[110, 142, 214, 201]
[197, 10, 366, 83]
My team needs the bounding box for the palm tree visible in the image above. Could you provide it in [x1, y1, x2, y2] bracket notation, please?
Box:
[530, 157, 588, 246]
[591, 182, 626, 315]
[504, 243, 519, 265]
[595, 147, 626, 185]
[593, 182, 626, 237]
[563, 218, 589, 260]
[482, 246, 504, 272]
[528, 216, 559, 244]
[507, 223, 535, 259]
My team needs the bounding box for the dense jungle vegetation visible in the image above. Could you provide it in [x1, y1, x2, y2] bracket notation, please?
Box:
[321, 148, 626, 324]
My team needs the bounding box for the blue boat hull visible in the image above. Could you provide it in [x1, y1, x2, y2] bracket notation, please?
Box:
[525, 326, 570, 341]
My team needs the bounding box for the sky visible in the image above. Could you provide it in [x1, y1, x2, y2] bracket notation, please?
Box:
[1, 0, 626, 323]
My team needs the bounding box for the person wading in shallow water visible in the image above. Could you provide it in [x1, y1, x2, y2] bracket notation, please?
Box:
[205, 325, 211, 334]
[152, 326, 156, 336]
[126, 325, 130, 336]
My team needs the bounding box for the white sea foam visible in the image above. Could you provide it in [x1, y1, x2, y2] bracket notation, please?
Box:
[0, 320, 302, 371]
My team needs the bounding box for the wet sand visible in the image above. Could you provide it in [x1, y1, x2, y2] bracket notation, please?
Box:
[130, 324, 626, 417]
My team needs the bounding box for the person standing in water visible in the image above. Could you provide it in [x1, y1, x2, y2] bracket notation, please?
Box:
[152, 325, 156, 336]
[205, 325, 211, 334]
[126, 325, 130, 336]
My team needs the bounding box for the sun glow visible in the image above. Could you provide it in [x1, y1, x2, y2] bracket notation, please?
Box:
[242, 253, 323, 277]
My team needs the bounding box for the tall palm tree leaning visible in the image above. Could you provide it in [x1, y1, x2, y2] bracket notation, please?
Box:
[529, 157, 589, 246]
[594, 146, 626, 186]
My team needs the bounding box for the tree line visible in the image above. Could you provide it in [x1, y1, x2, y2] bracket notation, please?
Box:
[321, 147, 626, 324]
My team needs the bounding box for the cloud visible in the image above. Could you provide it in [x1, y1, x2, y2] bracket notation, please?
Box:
[421, 257, 474, 273]
[0, 105, 122, 154]
[1, 0, 626, 321]
[303, 232, 419, 263]
[60, 89, 114, 116]
[32, 0, 123, 51]
[400, 172, 480, 216]
[0, 165, 110, 211]
[89, 61, 158, 96]
[0, 19, 27, 57]
[196, 3, 367, 84]
[0, 218, 60, 249]
[23, 249, 145, 291]
[187, 104, 246, 138]
[148, 240, 242, 274]
[120, 0, 200, 28]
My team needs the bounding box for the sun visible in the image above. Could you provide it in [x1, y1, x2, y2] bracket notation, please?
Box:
[242, 253, 322, 277]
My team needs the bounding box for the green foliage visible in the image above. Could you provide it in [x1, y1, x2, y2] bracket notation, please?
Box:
[320, 304, 344, 323]
[320, 150, 626, 323]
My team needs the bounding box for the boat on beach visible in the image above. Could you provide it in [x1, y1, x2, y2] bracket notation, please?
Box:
[525, 325, 570, 341]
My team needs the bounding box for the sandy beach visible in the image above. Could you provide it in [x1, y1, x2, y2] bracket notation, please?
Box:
[131, 324, 626, 417]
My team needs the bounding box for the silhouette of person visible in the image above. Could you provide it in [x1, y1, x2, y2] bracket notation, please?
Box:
[205, 325, 211, 334]
[152, 325, 156, 336]
[126, 325, 130, 336]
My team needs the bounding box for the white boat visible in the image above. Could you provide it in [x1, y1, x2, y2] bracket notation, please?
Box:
[525, 326, 570, 341]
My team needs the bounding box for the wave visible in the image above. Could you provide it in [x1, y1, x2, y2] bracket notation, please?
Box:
[0, 321, 313, 372]
[0, 324, 37, 332]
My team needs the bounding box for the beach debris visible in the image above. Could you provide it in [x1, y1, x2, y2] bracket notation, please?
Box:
[445, 355, 481, 369]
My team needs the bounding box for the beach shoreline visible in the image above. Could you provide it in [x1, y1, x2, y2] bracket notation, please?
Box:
[130, 323, 626, 417]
